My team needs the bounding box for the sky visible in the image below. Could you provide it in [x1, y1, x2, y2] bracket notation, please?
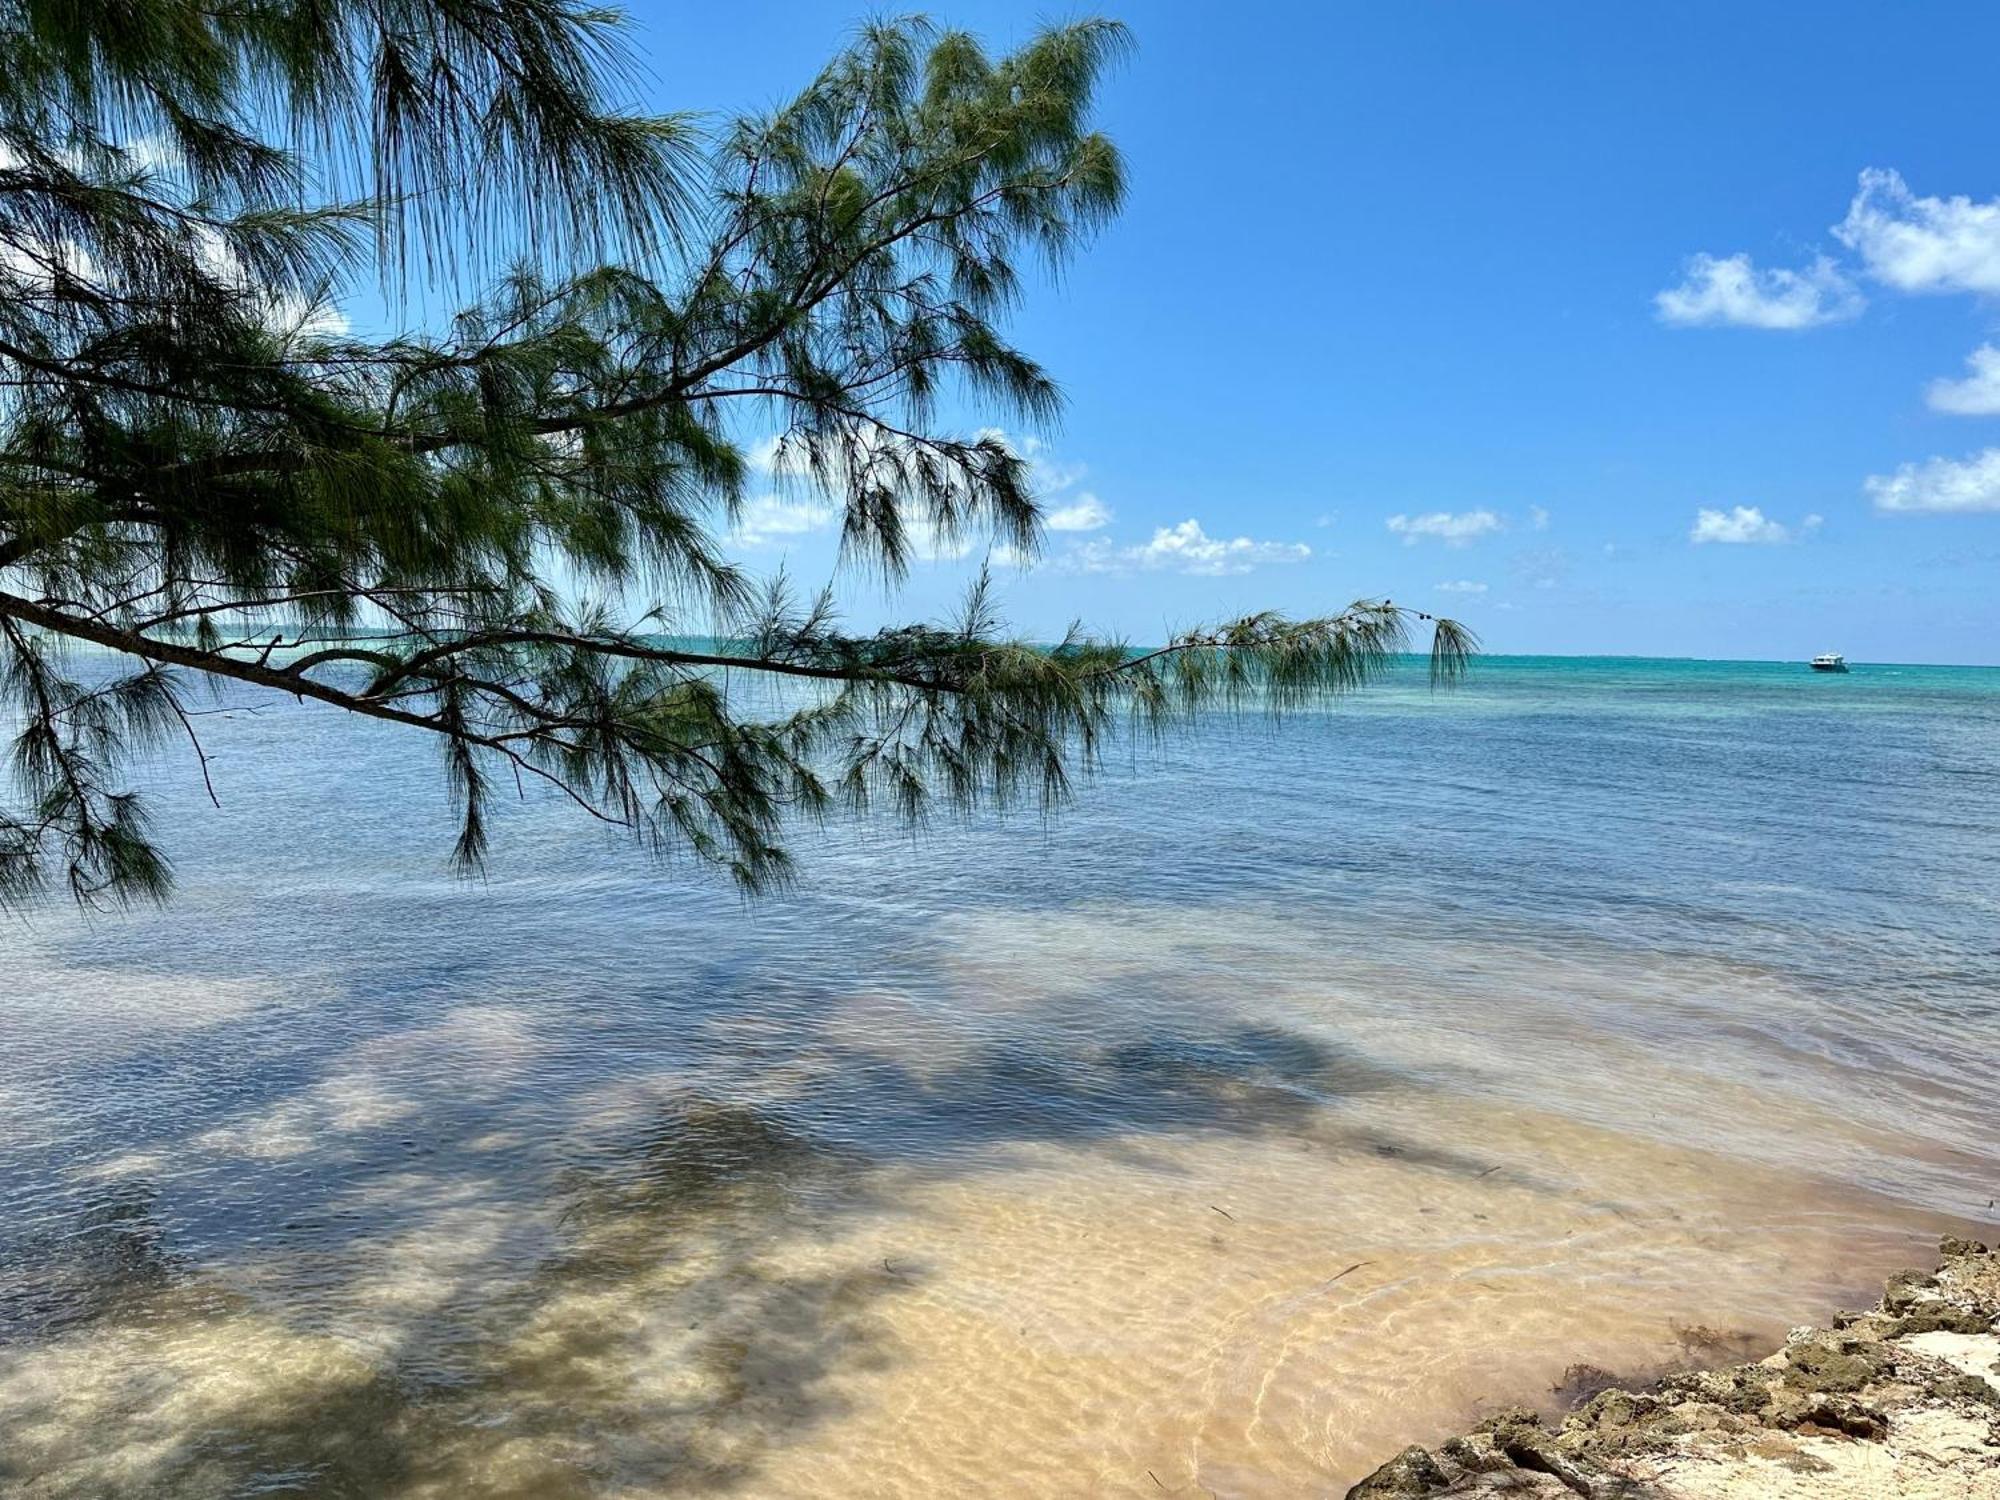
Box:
[601, 2, 2000, 663]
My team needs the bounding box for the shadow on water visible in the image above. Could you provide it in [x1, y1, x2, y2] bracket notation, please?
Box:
[0, 964, 1553, 1498]
[1, 1099, 920, 1498]
[0, 1183, 185, 1343]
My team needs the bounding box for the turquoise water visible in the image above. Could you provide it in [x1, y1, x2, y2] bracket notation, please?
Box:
[2, 654, 1997, 1496]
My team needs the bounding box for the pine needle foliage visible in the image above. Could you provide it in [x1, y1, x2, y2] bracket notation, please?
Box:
[0, 3, 1473, 908]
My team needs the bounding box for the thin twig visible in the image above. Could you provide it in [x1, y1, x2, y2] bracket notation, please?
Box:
[1318, 1260, 1373, 1291]
[168, 696, 221, 810]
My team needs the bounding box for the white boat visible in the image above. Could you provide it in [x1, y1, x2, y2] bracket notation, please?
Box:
[1810, 652, 1848, 673]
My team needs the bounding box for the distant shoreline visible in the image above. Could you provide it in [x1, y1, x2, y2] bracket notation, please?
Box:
[35, 625, 2000, 674]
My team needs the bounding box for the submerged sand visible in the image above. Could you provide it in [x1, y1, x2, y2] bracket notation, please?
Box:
[0, 1091, 1983, 1497]
[1348, 1238, 2000, 1499]
[4, 906, 1997, 1495]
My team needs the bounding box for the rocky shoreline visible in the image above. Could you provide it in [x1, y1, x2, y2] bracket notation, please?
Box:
[1347, 1237, 2000, 1499]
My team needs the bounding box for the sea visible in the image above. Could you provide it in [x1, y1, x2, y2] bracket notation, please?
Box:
[2, 654, 1997, 1497]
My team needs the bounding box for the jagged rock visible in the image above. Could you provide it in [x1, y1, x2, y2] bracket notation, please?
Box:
[1495, 1431, 1604, 1497]
[1886, 1304, 1993, 1337]
[1937, 1373, 2000, 1408]
[1343, 1444, 1451, 1498]
[1439, 1433, 1510, 1473]
[1882, 1269, 1942, 1314]
[1781, 1336, 1893, 1392]
[1337, 1237, 2000, 1499]
[1773, 1394, 1890, 1440]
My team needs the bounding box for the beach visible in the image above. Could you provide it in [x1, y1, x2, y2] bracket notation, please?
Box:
[1347, 1236, 2000, 1498]
[3, 657, 1998, 1496]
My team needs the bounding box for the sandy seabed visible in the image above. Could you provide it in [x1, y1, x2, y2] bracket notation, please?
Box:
[3, 908, 1995, 1496]
[1, 1089, 1981, 1497]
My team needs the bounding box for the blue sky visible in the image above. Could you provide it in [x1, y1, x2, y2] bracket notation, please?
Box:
[614, 3, 2000, 663]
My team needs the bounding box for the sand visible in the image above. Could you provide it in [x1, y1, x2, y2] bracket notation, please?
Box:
[5, 906, 1995, 1496]
[1347, 1237, 2000, 1499]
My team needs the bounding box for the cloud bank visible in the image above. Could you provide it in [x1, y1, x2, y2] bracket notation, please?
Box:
[1067, 519, 1312, 577]
[1926, 345, 2000, 416]
[1689, 506, 1812, 544]
[1865, 449, 2000, 514]
[1654, 253, 1861, 329]
[1836, 168, 2000, 296]
[1044, 494, 1111, 532]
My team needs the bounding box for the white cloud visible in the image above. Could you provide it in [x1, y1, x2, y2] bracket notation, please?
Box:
[184, 220, 348, 337]
[1044, 493, 1111, 531]
[744, 428, 1106, 547]
[1689, 505, 1792, 544]
[0, 233, 96, 289]
[1836, 168, 2000, 295]
[895, 510, 978, 562]
[970, 427, 1099, 510]
[1065, 519, 1311, 577]
[1926, 344, 2000, 415]
[1528, 505, 1551, 531]
[0, 143, 347, 338]
[730, 493, 837, 546]
[265, 289, 348, 338]
[1864, 448, 2000, 513]
[1386, 509, 1503, 546]
[1654, 252, 1862, 329]
[973, 431, 1117, 540]
[1064, 538, 1120, 572]
[1129, 519, 1310, 575]
[744, 435, 789, 475]
[1435, 579, 1487, 595]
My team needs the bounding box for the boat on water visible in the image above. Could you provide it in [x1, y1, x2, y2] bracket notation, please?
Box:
[1810, 652, 1849, 673]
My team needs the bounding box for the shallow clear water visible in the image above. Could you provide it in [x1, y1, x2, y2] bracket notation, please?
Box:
[2, 655, 1997, 1496]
